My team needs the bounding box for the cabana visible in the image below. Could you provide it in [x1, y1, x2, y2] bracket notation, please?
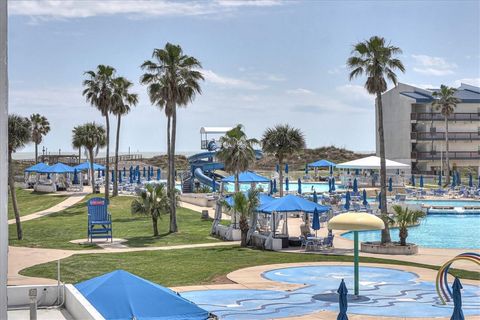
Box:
[35, 163, 76, 192]
[221, 171, 270, 192]
[307, 159, 336, 180]
[76, 270, 211, 320]
[336, 156, 410, 188]
[24, 162, 49, 188]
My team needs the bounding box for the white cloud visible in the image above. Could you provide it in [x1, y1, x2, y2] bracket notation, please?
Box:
[335, 84, 373, 102]
[9, 0, 282, 20]
[286, 88, 314, 95]
[454, 78, 480, 87]
[202, 69, 266, 90]
[411, 54, 457, 76]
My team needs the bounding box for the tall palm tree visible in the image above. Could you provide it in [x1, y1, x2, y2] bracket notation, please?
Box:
[347, 36, 405, 244]
[8, 114, 31, 240]
[72, 123, 106, 192]
[131, 183, 170, 236]
[111, 77, 139, 196]
[82, 64, 116, 200]
[217, 125, 258, 192]
[388, 205, 425, 246]
[261, 124, 305, 196]
[140, 43, 204, 233]
[29, 113, 50, 164]
[432, 85, 460, 185]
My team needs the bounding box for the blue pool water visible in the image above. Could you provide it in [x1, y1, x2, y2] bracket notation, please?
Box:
[223, 182, 343, 193]
[182, 266, 480, 319]
[366, 198, 480, 208]
[342, 214, 480, 249]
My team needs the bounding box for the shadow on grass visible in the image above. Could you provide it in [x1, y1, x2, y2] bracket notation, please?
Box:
[125, 232, 173, 247]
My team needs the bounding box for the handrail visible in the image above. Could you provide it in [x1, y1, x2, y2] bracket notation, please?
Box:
[411, 131, 480, 140]
[412, 151, 480, 160]
[411, 112, 480, 121]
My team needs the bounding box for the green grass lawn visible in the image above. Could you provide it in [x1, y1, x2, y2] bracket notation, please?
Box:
[9, 195, 221, 250]
[8, 188, 69, 219]
[20, 246, 480, 286]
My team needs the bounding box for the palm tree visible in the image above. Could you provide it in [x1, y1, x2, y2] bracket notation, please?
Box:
[140, 43, 204, 233]
[217, 125, 258, 192]
[131, 183, 170, 236]
[224, 188, 260, 247]
[261, 124, 305, 196]
[29, 113, 50, 163]
[82, 64, 116, 200]
[72, 123, 106, 192]
[111, 77, 139, 196]
[347, 36, 405, 244]
[432, 85, 460, 185]
[388, 205, 425, 246]
[8, 114, 31, 240]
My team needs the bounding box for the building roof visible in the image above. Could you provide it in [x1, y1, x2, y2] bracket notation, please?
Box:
[308, 159, 336, 168]
[400, 83, 480, 103]
[222, 171, 270, 183]
[336, 156, 410, 170]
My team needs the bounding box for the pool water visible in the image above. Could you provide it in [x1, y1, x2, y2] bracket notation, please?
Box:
[342, 214, 480, 249]
[405, 199, 480, 207]
[182, 266, 480, 319]
[223, 182, 343, 193]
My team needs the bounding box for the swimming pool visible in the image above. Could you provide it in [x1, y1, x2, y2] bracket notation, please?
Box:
[182, 265, 480, 319]
[223, 182, 343, 193]
[342, 214, 480, 249]
[365, 198, 480, 208]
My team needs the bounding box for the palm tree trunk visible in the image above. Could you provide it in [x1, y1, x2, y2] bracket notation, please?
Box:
[166, 114, 171, 200]
[169, 107, 178, 233]
[152, 216, 159, 237]
[278, 157, 284, 197]
[113, 114, 121, 197]
[444, 116, 450, 185]
[104, 113, 110, 200]
[377, 92, 391, 244]
[8, 152, 22, 240]
[234, 172, 240, 192]
[34, 142, 38, 164]
[88, 148, 95, 193]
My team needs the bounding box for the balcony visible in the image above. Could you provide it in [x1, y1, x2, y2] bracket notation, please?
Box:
[411, 151, 480, 160]
[411, 131, 480, 140]
[411, 113, 480, 121]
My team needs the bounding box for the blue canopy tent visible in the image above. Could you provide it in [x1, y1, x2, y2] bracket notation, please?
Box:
[76, 270, 210, 320]
[74, 162, 105, 171]
[221, 171, 270, 183]
[307, 159, 336, 168]
[38, 162, 75, 174]
[24, 162, 49, 173]
[297, 178, 302, 194]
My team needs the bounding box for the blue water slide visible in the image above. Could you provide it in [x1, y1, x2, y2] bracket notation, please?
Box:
[194, 167, 221, 190]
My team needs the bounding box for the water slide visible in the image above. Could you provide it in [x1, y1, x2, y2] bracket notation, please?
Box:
[194, 167, 221, 190]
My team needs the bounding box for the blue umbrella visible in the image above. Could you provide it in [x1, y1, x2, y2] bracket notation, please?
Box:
[137, 170, 141, 184]
[285, 177, 289, 192]
[456, 171, 461, 185]
[143, 167, 146, 178]
[297, 178, 302, 194]
[305, 164, 309, 174]
[73, 169, 79, 184]
[329, 165, 333, 176]
[129, 172, 133, 184]
[129, 165, 133, 175]
[285, 163, 289, 174]
[311, 208, 320, 236]
[438, 171, 442, 186]
[328, 178, 332, 193]
[119, 170, 122, 183]
[469, 173, 473, 188]
[275, 163, 279, 173]
[337, 279, 349, 320]
[344, 191, 351, 210]
[102, 169, 105, 177]
[147, 169, 151, 181]
[378, 192, 382, 210]
[313, 190, 318, 203]
[388, 177, 393, 192]
[452, 173, 457, 188]
[269, 180, 273, 195]
[273, 179, 277, 193]
[123, 167, 126, 177]
[355, 169, 359, 176]
[97, 169, 101, 179]
[111, 171, 115, 183]
[331, 177, 336, 191]
[352, 178, 358, 194]
[411, 175, 416, 187]
[419, 175, 424, 188]
[362, 189, 368, 206]
[347, 169, 350, 175]
[451, 277, 464, 320]
[157, 168, 161, 180]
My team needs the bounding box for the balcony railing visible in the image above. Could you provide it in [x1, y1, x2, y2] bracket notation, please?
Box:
[411, 113, 480, 121]
[411, 131, 480, 140]
[411, 151, 480, 160]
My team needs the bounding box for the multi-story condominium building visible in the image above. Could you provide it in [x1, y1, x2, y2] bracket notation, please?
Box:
[377, 83, 480, 174]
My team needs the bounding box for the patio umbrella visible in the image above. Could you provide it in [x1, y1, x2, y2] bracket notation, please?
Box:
[411, 175, 415, 187]
[97, 169, 101, 179]
[285, 177, 289, 192]
[273, 179, 277, 193]
[452, 173, 457, 188]
[123, 167, 126, 177]
[419, 175, 424, 188]
[137, 170, 141, 184]
[147, 169, 151, 181]
[311, 208, 320, 237]
[438, 172, 442, 186]
[285, 163, 289, 174]
[456, 171, 461, 185]
[378, 192, 382, 210]
[157, 168, 161, 180]
[451, 277, 465, 320]
[275, 163, 279, 173]
[143, 167, 146, 178]
[102, 169, 105, 177]
[362, 189, 368, 206]
[313, 190, 318, 203]
[329, 165, 334, 176]
[129, 173, 133, 184]
[119, 171, 122, 183]
[328, 178, 332, 193]
[469, 173, 473, 188]
[305, 164, 309, 174]
[331, 177, 336, 191]
[111, 171, 115, 183]
[388, 177, 393, 192]
[347, 169, 350, 175]
[353, 178, 358, 194]
[269, 180, 273, 195]
[344, 191, 351, 210]
[73, 169, 79, 185]
[337, 279, 349, 320]
[355, 169, 359, 176]
[297, 178, 302, 194]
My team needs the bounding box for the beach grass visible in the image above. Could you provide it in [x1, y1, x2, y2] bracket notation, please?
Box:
[8, 188, 69, 219]
[9, 194, 222, 250]
[20, 246, 480, 286]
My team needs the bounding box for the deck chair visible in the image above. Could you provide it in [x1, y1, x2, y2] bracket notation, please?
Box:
[87, 197, 112, 242]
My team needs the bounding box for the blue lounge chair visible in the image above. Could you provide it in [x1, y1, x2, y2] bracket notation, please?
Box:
[87, 197, 112, 242]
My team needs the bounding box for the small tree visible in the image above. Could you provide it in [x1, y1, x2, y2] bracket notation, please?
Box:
[388, 205, 425, 246]
[8, 114, 32, 240]
[131, 183, 170, 236]
[30, 113, 50, 163]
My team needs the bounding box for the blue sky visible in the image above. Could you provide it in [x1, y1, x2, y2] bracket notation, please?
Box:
[8, 0, 480, 155]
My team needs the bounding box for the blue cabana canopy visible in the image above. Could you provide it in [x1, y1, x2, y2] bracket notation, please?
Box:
[76, 270, 210, 320]
[224, 193, 274, 208]
[38, 162, 75, 174]
[222, 171, 270, 183]
[258, 194, 330, 213]
[308, 159, 336, 168]
[74, 162, 105, 171]
[24, 162, 49, 173]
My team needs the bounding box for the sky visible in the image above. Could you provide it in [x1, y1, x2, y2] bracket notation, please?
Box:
[7, 0, 480, 156]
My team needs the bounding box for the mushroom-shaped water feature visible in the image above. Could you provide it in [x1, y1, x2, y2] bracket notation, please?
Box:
[328, 212, 384, 296]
